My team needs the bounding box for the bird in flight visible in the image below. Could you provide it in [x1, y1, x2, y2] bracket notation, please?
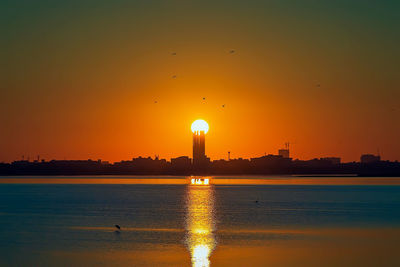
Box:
[172, 75, 177, 78]
[115, 225, 121, 230]
[222, 104, 225, 108]
[171, 52, 177, 56]
[229, 50, 235, 54]
[154, 100, 158, 104]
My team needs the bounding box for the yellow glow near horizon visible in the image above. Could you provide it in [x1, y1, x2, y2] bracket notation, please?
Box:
[191, 178, 210, 185]
[191, 119, 209, 134]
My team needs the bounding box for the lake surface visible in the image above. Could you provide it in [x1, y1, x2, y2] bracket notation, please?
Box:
[0, 176, 399, 266]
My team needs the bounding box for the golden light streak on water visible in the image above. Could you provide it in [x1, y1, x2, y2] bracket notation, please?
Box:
[185, 184, 216, 267]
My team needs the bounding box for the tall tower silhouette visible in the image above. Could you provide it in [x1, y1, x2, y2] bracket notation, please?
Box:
[193, 130, 206, 168]
[191, 119, 209, 172]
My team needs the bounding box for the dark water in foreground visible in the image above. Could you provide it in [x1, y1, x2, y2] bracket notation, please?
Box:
[0, 177, 400, 266]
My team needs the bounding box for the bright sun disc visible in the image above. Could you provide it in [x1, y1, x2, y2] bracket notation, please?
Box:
[191, 119, 209, 134]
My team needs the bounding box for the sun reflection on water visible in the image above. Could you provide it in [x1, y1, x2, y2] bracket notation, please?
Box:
[185, 182, 216, 267]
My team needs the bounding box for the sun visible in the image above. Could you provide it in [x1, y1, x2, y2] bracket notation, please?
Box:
[191, 119, 209, 134]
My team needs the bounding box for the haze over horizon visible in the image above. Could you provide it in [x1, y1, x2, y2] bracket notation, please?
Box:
[2, 0, 399, 163]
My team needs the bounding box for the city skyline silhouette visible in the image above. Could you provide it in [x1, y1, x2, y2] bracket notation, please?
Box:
[1, 119, 398, 176]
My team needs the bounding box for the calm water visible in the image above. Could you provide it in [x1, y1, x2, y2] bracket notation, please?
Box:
[0, 176, 400, 266]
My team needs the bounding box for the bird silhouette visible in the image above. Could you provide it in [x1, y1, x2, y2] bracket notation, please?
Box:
[154, 100, 158, 104]
[172, 75, 177, 78]
[222, 104, 225, 108]
[115, 224, 121, 230]
[202, 97, 206, 100]
[171, 52, 177, 56]
[229, 50, 235, 54]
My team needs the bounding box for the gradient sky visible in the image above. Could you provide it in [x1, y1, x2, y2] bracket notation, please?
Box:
[1, 0, 399, 163]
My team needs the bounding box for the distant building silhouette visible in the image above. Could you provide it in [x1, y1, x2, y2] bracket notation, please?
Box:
[250, 154, 292, 174]
[320, 157, 341, 165]
[278, 142, 290, 158]
[361, 154, 381, 163]
[278, 149, 290, 158]
[171, 156, 192, 173]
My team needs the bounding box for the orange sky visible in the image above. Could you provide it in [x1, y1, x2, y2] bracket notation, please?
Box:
[1, 1, 399, 163]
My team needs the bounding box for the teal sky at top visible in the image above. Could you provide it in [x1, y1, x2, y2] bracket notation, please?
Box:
[3, 0, 399, 84]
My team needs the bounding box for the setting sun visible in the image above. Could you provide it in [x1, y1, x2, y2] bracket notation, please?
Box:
[191, 120, 209, 134]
